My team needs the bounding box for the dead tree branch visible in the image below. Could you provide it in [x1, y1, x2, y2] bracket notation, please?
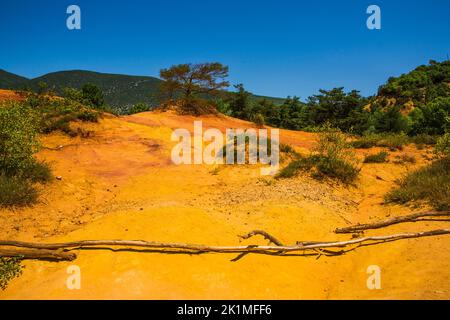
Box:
[0, 229, 448, 261]
[239, 230, 284, 246]
[0, 248, 76, 261]
[335, 211, 450, 234]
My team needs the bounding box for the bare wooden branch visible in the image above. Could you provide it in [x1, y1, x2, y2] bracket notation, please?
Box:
[335, 211, 450, 234]
[0, 229, 449, 258]
[0, 248, 76, 261]
[239, 230, 284, 246]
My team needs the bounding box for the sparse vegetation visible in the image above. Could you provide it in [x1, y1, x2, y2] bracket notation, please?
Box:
[386, 156, 450, 210]
[436, 133, 450, 156]
[0, 258, 23, 290]
[394, 154, 416, 164]
[0, 101, 53, 207]
[277, 130, 359, 184]
[364, 151, 389, 163]
[351, 133, 409, 151]
[128, 102, 150, 115]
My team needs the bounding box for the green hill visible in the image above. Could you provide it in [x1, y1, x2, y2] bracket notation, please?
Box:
[0, 69, 284, 111]
[0, 69, 29, 89]
[30, 70, 164, 108]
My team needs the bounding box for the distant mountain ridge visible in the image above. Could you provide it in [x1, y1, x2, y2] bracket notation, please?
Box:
[0, 69, 285, 108]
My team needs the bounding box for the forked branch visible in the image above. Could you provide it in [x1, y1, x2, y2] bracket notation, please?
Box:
[335, 211, 450, 234]
[0, 229, 449, 261]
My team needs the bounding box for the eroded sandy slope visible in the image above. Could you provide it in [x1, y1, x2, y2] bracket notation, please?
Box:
[0, 107, 449, 299]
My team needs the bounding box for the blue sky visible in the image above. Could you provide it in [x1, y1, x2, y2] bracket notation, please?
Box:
[0, 0, 449, 99]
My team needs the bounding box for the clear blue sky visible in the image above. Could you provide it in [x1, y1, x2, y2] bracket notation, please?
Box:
[1, 0, 449, 99]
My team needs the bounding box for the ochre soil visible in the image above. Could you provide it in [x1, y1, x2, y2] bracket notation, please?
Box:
[0, 91, 449, 299]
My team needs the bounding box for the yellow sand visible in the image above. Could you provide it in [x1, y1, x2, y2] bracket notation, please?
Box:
[0, 109, 449, 299]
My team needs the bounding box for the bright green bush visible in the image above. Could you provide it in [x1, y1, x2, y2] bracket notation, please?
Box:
[0, 101, 39, 175]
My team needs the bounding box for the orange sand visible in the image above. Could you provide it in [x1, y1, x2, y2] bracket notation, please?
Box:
[0, 107, 449, 299]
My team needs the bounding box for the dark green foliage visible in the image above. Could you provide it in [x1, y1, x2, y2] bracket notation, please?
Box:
[0, 101, 56, 207]
[435, 133, 450, 156]
[0, 258, 23, 290]
[410, 134, 438, 146]
[351, 133, 409, 150]
[378, 60, 450, 106]
[0, 102, 39, 175]
[77, 110, 99, 122]
[0, 174, 38, 207]
[0, 69, 29, 89]
[128, 102, 150, 114]
[307, 88, 370, 133]
[386, 156, 450, 210]
[364, 151, 389, 163]
[21, 161, 53, 183]
[81, 83, 105, 108]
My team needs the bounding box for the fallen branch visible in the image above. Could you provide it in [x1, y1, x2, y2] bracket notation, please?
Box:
[335, 211, 450, 234]
[0, 248, 76, 261]
[239, 230, 284, 246]
[0, 229, 449, 259]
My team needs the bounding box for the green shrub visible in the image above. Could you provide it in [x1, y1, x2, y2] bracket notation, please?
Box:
[386, 156, 450, 210]
[21, 161, 53, 183]
[364, 151, 389, 163]
[0, 102, 39, 175]
[128, 103, 150, 115]
[410, 134, 438, 146]
[0, 258, 23, 290]
[0, 175, 38, 207]
[436, 133, 450, 156]
[351, 133, 409, 150]
[276, 156, 313, 179]
[277, 131, 359, 184]
[376, 133, 409, 150]
[252, 113, 265, 127]
[77, 110, 99, 122]
[351, 134, 379, 149]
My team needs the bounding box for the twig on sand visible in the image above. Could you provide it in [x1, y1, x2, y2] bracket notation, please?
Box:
[335, 211, 450, 234]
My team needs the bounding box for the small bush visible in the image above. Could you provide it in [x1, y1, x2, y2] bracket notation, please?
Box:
[0, 175, 38, 207]
[21, 161, 53, 183]
[252, 113, 265, 127]
[436, 133, 450, 156]
[0, 102, 39, 175]
[411, 134, 437, 146]
[0, 258, 23, 290]
[364, 151, 389, 163]
[277, 131, 359, 184]
[394, 154, 416, 164]
[386, 156, 450, 210]
[351, 133, 409, 150]
[376, 133, 409, 150]
[77, 110, 99, 122]
[128, 103, 150, 115]
[351, 134, 379, 149]
[276, 156, 313, 179]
